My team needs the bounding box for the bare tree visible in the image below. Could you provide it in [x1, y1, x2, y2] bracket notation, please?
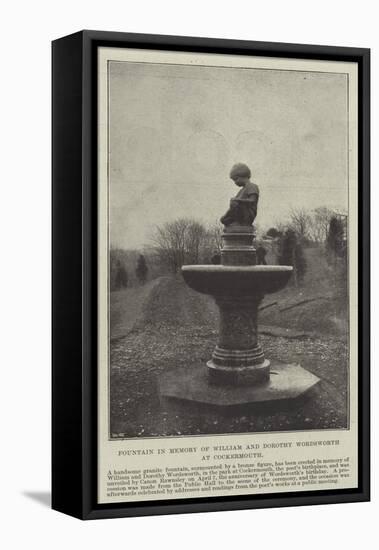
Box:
[289, 207, 312, 241]
[185, 221, 208, 264]
[150, 218, 209, 272]
[309, 206, 334, 243]
[205, 221, 223, 252]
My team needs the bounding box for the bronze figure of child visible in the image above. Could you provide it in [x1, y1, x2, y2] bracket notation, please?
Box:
[220, 163, 259, 228]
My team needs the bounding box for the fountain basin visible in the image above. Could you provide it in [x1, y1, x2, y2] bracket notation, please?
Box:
[182, 265, 293, 296]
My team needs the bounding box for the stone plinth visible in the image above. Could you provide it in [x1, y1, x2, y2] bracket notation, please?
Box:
[221, 225, 256, 266]
[159, 361, 320, 409]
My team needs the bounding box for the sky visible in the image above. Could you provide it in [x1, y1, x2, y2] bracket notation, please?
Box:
[108, 61, 348, 249]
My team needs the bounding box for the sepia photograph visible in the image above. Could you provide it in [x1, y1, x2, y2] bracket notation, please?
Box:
[104, 51, 353, 440]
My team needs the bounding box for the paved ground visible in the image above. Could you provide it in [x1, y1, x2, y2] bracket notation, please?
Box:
[109, 276, 349, 438]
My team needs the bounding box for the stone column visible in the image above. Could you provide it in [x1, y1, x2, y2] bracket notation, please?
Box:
[221, 227, 256, 266]
[207, 294, 270, 385]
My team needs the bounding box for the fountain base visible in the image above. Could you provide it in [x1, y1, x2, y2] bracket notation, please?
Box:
[207, 358, 270, 385]
[159, 361, 320, 410]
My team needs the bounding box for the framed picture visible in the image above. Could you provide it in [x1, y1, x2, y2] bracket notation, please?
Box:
[52, 30, 370, 519]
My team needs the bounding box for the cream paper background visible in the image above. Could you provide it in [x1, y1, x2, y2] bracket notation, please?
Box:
[97, 47, 358, 504]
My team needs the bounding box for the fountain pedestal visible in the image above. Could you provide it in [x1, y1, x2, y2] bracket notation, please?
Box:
[159, 226, 320, 409]
[208, 295, 270, 385]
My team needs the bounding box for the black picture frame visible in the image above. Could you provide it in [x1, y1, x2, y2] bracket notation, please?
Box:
[52, 30, 370, 520]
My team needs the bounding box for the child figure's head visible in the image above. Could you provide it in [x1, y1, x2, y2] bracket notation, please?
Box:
[229, 163, 251, 187]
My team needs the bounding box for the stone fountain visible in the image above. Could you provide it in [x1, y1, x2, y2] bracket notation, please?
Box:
[159, 164, 320, 408]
